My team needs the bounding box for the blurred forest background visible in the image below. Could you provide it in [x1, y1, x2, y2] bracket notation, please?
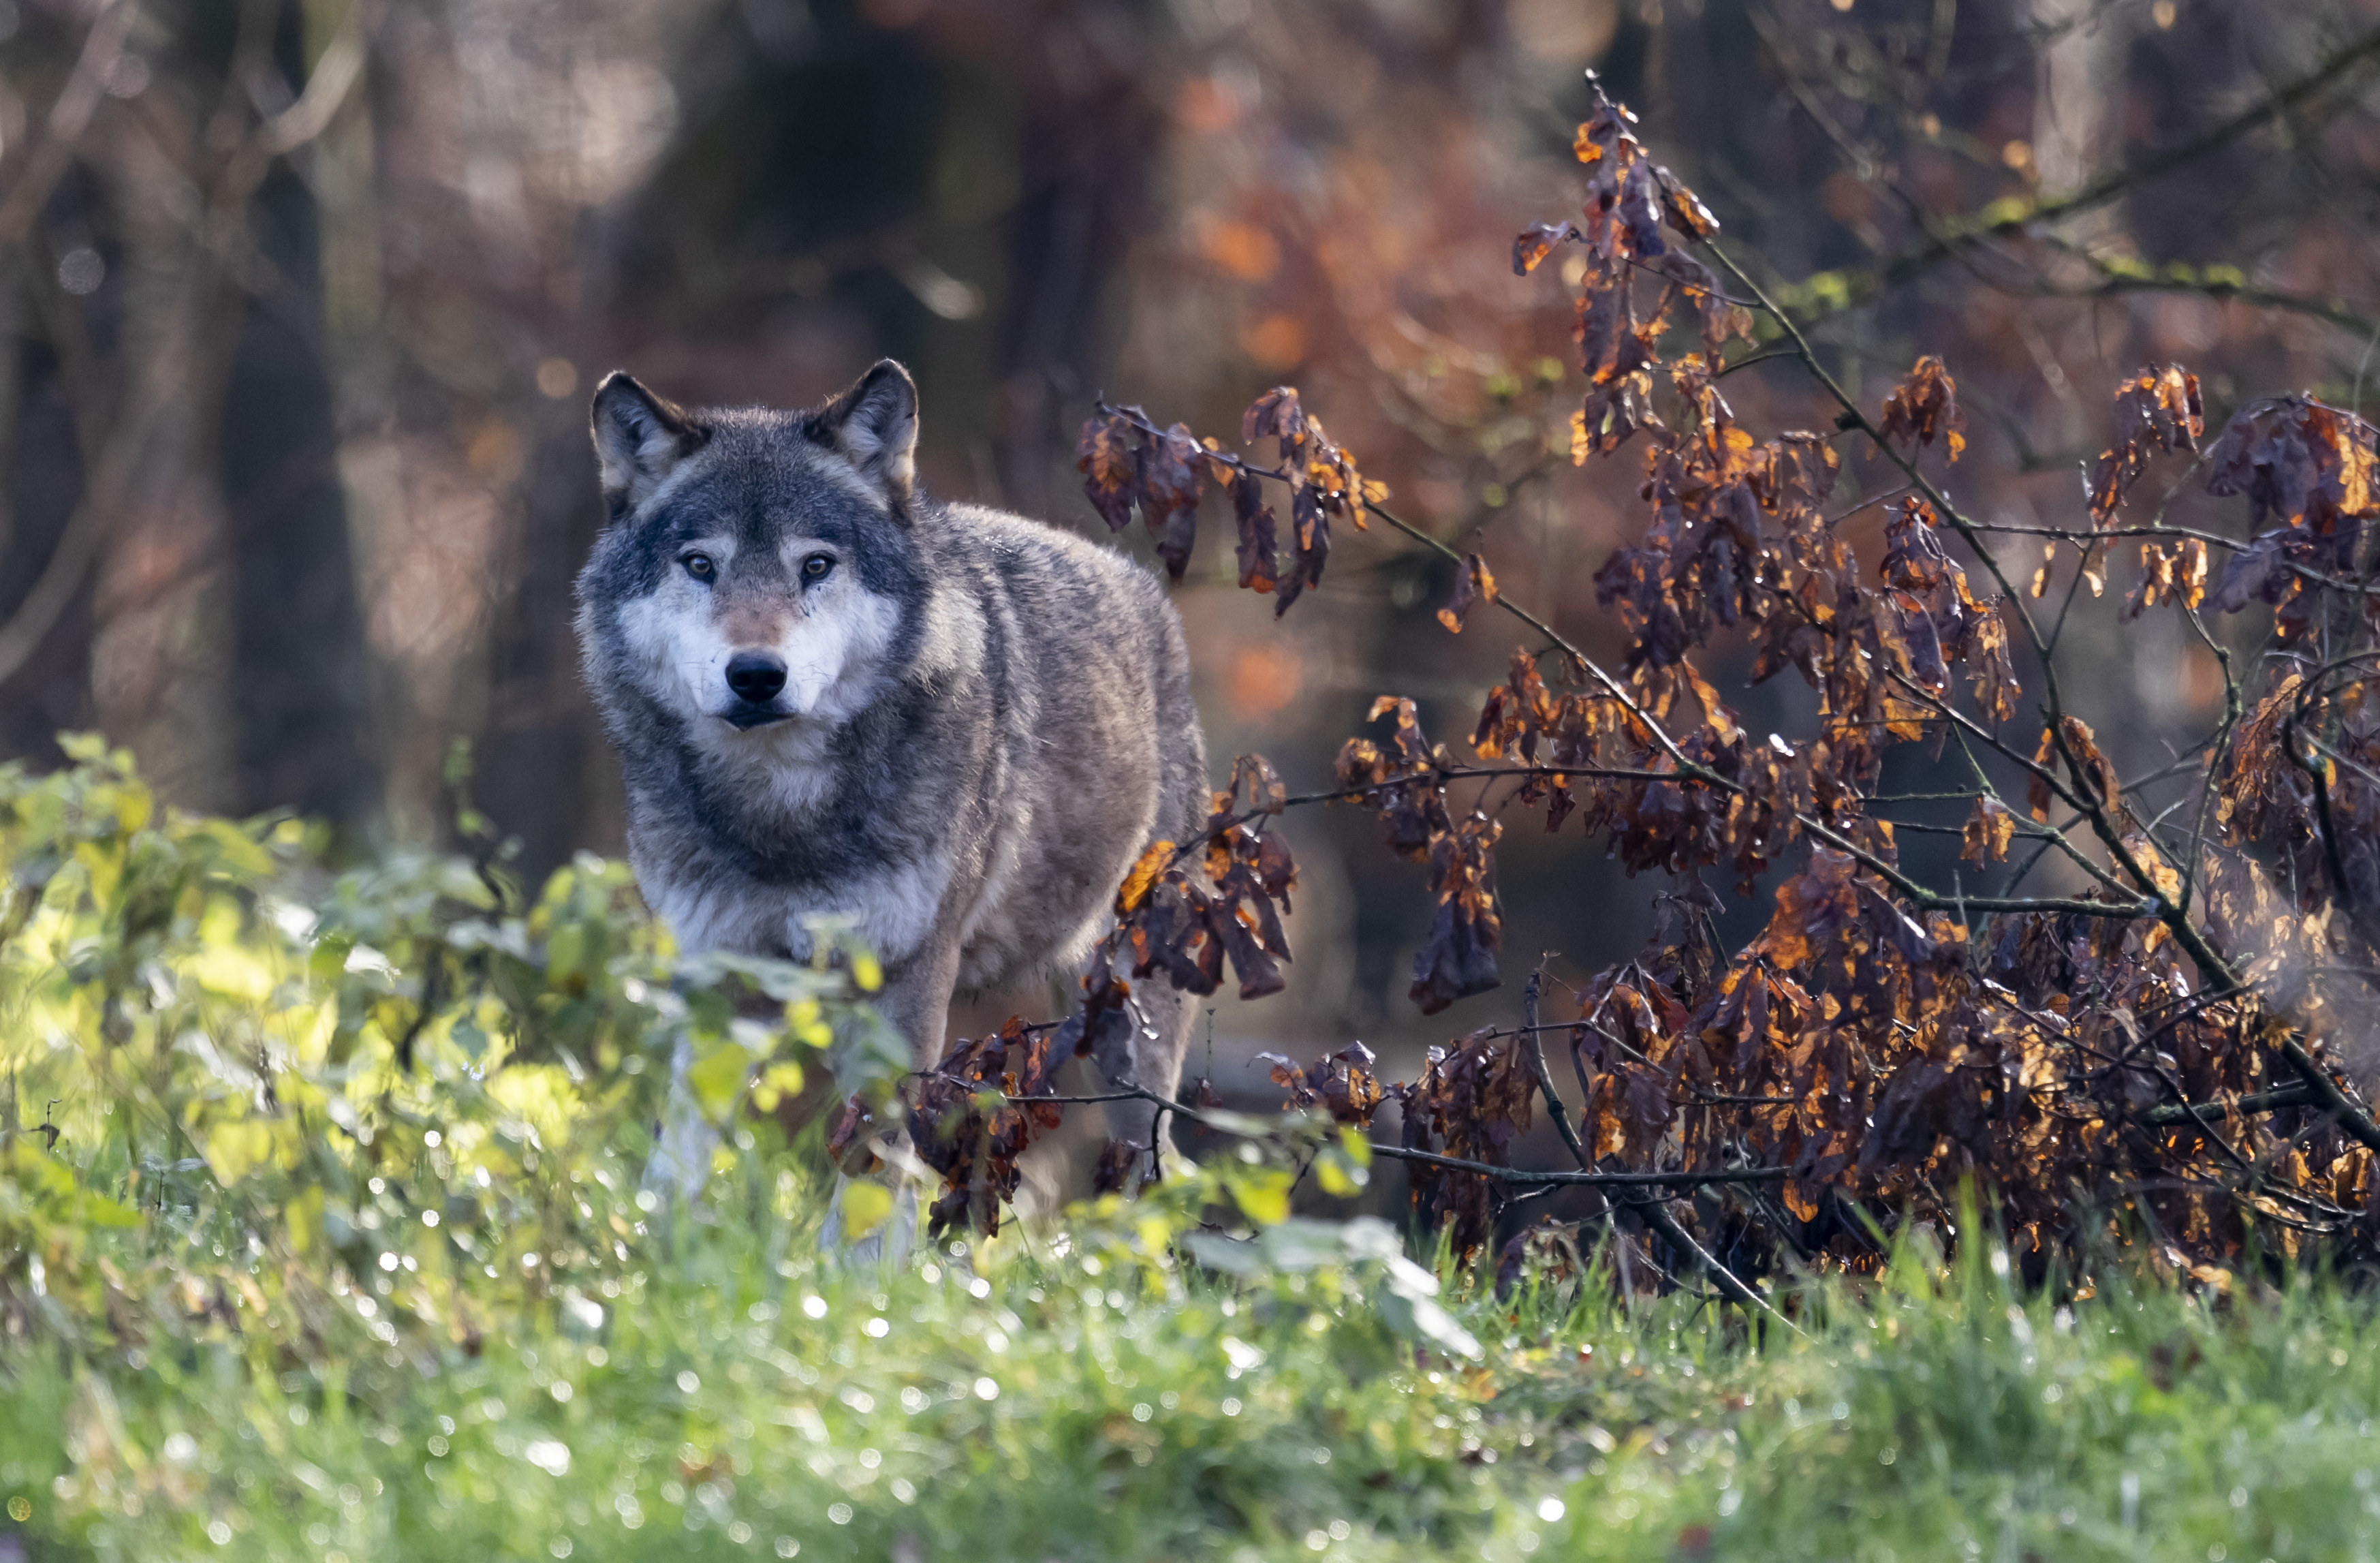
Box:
[6, 0, 2380, 1084]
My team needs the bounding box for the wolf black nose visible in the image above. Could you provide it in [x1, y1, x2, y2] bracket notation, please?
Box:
[725, 653, 787, 704]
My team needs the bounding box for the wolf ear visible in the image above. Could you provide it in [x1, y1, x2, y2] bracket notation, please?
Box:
[591, 372, 704, 514]
[815, 359, 918, 504]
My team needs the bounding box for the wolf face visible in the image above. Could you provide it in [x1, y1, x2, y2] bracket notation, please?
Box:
[578, 362, 928, 753]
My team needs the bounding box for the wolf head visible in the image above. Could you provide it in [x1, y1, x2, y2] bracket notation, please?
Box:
[575, 361, 930, 745]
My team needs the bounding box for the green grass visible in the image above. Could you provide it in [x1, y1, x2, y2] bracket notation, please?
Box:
[12, 1169, 2380, 1563]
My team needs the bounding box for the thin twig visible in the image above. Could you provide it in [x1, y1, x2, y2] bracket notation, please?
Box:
[1367, 1145, 1790, 1188]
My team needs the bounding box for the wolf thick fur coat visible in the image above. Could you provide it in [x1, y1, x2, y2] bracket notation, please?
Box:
[575, 360, 1208, 1160]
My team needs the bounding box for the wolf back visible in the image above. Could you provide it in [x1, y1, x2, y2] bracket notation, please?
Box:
[574, 361, 1208, 1151]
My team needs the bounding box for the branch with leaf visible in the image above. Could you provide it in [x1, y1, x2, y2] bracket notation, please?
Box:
[864, 72, 2380, 1301]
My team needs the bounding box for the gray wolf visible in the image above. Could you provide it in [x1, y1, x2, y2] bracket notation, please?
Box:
[574, 359, 1208, 1180]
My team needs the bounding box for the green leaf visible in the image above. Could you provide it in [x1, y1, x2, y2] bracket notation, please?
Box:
[1181, 1231, 1265, 1276]
[837, 1179, 894, 1240]
[1225, 1166, 1294, 1228]
[286, 1185, 325, 1255]
[1315, 1147, 1369, 1197]
[1256, 1218, 1354, 1269]
[751, 1060, 804, 1113]
[193, 817, 275, 878]
[685, 1042, 752, 1119]
[112, 785, 153, 835]
[546, 923, 586, 983]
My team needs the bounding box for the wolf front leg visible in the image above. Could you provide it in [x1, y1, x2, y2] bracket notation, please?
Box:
[875, 933, 965, 1074]
[1099, 980, 1199, 1179]
[819, 934, 963, 1265]
[642, 1033, 721, 1213]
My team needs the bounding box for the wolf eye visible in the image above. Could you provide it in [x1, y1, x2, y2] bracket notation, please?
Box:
[683, 553, 715, 581]
[801, 553, 834, 583]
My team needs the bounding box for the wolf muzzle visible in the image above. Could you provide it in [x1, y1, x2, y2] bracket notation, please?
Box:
[722, 652, 793, 728]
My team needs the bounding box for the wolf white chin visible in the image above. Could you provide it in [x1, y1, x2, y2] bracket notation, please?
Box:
[574, 358, 1211, 1243]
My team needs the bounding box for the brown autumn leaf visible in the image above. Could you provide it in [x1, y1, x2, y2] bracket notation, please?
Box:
[1410, 815, 1503, 1014]
[1091, 1138, 1146, 1197]
[1127, 879, 1221, 997]
[1571, 99, 1640, 167]
[1575, 260, 1650, 386]
[1513, 219, 1582, 276]
[2210, 531, 2288, 615]
[1337, 696, 1453, 859]
[1226, 752, 1289, 816]
[2203, 400, 2378, 563]
[1260, 1040, 1385, 1126]
[1076, 409, 1138, 531]
[907, 1019, 1069, 1237]
[2176, 536, 2210, 608]
[2202, 405, 2263, 504]
[2123, 543, 2173, 621]
[1116, 840, 1172, 915]
[1758, 848, 1862, 971]
[1858, 1051, 1979, 1170]
[1114, 796, 1300, 1007]
[2216, 674, 2308, 846]
[2088, 365, 2204, 525]
[2057, 715, 2121, 811]
[1469, 647, 1556, 763]
[1242, 385, 1304, 446]
[1140, 420, 1206, 514]
[1652, 253, 1753, 354]
[1612, 158, 1670, 258]
[1960, 796, 2017, 865]
[2026, 726, 2058, 822]
[1210, 892, 1288, 1000]
[1679, 657, 1739, 743]
[1230, 471, 1279, 593]
[1437, 553, 1499, 633]
[1274, 483, 1332, 616]
[1574, 371, 1661, 459]
[1139, 420, 1208, 579]
[1652, 164, 1721, 241]
[1588, 1059, 1676, 1163]
[1877, 356, 1967, 462]
[1056, 963, 1146, 1088]
[1392, 1027, 1537, 1261]
[2120, 829, 2185, 901]
[2120, 538, 2211, 621]
[826, 1095, 881, 1177]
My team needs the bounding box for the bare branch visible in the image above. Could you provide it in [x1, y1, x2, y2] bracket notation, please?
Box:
[0, 1, 138, 248]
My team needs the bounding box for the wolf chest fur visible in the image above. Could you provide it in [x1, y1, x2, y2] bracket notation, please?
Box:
[574, 360, 1208, 1155]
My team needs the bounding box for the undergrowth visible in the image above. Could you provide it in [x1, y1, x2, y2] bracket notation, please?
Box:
[7, 743, 2380, 1562]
